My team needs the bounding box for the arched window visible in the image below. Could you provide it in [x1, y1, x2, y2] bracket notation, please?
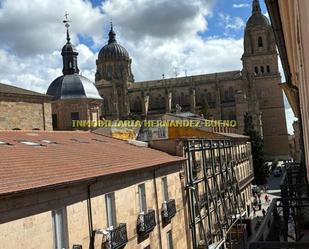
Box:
[134, 97, 142, 112]
[266, 65, 270, 73]
[258, 36, 263, 47]
[260, 66, 265, 74]
[254, 66, 259, 75]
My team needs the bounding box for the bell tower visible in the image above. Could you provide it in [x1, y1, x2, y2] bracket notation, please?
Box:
[242, 0, 290, 160]
[242, 0, 277, 76]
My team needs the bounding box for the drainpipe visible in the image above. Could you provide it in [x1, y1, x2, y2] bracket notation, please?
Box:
[87, 179, 98, 249]
[153, 168, 163, 249]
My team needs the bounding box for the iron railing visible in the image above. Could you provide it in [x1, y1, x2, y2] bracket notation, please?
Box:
[161, 199, 176, 222]
[137, 209, 156, 236]
[103, 223, 128, 249]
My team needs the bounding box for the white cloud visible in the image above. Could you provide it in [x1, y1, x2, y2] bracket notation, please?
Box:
[218, 13, 245, 35]
[233, 4, 250, 8]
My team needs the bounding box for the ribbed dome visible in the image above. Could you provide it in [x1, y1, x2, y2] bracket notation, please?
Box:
[62, 42, 78, 54]
[99, 43, 129, 59]
[98, 24, 129, 60]
[247, 13, 270, 27]
[47, 74, 102, 100]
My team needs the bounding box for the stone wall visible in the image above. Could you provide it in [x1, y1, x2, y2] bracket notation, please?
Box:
[0, 162, 188, 249]
[51, 99, 102, 130]
[0, 97, 52, 130]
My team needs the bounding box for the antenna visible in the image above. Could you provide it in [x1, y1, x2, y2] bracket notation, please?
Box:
[185, 69, 188, 77]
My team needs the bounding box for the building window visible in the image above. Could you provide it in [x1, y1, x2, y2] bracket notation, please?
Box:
[52, 114, 58, 129]
[266, 65, 270, 73]
[105, 192, 117, 227]
[258, 36, 263, 47]
[162, 177, 169, 202]
[260, 66, 264, 74]
[167, 230, 174, 249]
[254, 66, 258, 75]
[138, 183, 147, 213]
[71, 112, 79, 121]
[52, 208, 68, 249]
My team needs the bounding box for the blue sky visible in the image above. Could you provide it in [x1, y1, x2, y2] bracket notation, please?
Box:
[0, 0, 297, 133]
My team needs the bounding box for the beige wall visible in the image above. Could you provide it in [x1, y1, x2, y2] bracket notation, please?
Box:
[277, 0, 309, 177]
[51, 99, 102, 130]
[0, 163, 188, 249]
[0, 98, 52, 131]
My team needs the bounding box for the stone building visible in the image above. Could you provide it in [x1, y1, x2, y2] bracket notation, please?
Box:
[95, 0, 290, 160]
[47, 24, 102, 130]
[0, 131, 187, 249]
[0, 82, 52, 130]
[266, 0, 309, 179]
[0, 128, 254, 249]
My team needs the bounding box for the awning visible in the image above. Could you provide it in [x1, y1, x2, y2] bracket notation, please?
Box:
[280, 83, 300, 118]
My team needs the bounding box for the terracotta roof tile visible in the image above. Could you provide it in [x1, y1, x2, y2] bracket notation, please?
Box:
[0, 131, 185, 196]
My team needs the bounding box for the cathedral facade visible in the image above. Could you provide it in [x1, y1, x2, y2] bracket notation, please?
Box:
[95, 0, 290, 160]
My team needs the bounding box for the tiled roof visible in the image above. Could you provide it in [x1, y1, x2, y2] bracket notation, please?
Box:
[0, 82, 51, 98]
[0, 131, 185, 196]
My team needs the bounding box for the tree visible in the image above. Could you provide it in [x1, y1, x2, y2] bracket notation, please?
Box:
[243, 112, 268, 185]
[201, 100, 211, 119]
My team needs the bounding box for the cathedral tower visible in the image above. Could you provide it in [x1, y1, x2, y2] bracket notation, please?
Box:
[242, 0, 290, 160]
[95, 24, 134, 119]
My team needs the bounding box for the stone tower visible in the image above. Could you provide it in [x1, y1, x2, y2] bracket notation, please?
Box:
[95, 24, 134, 119]
[242, 0, 290, 160]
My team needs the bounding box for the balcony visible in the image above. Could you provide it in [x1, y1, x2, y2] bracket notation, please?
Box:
[102, 223, 128, 249]
[161, 199, 176, 223]
[137, 209, 156, 236]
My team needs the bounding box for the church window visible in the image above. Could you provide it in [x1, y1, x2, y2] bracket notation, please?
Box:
[134, 97, 142, 112]
[267, 65, 270, 73]
[69, 61, 72, 69]
[258, 36, 263, 47]
[260, 66, 264, 74]
[254, 66, 258, 75]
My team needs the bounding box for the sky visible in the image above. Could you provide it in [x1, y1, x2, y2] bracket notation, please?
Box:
[0, 0, 297, 134]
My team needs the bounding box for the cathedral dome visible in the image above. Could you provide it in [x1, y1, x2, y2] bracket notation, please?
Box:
[98, 25, 129, 60]
[47, 24, 102, 101]
[247, 13, 270, 27]
[47, 74, 102, 100]
[246, 0, 270, 27]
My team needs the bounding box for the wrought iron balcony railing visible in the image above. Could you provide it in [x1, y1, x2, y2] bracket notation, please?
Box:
[161, 199, 176, 223]
[102, 223, 128, 249]
[137, 209, 156, 236]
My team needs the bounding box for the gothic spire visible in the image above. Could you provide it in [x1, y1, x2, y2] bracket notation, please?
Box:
[252, 0, 261, 14]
